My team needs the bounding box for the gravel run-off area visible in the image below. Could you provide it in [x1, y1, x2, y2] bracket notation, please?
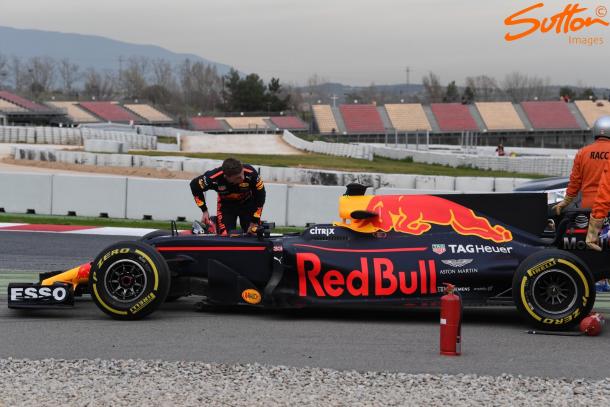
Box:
[1, 359, 609, 406]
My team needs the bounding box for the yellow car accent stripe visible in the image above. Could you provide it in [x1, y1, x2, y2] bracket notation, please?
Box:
[520, 276, 542, 321]
[135, 249, 159, 290]
[92, 284, 128, 316]
[557, 259, 589, 297]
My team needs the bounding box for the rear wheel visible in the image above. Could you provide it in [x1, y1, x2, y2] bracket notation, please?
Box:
[89, 241, 170, 320]
[512, 250, 595, 329]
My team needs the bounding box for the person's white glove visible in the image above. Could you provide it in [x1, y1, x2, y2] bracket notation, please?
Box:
[586, 216, 604, 252]
[551, 195, 575, 216]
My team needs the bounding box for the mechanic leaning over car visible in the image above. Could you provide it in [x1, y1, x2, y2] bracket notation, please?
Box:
[553, 116, 610, 215]
[586, 157, 610, 251]
[190, 158, 266, 236]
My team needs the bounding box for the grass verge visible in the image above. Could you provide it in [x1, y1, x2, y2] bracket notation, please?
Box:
[0, 213, 302, 234]
[130, 151, 545, 178]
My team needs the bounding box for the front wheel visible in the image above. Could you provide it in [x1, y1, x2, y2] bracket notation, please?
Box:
[512, 250, 595, 329]
[89, 241, 171, 320]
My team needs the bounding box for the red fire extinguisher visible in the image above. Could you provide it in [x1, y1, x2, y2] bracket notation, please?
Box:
[440, 283, 462, 356]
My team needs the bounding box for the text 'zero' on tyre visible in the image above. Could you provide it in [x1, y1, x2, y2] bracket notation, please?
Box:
[513, 250, 595, 329]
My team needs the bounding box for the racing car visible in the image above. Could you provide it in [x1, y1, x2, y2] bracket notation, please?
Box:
[8, 184, 610, 329]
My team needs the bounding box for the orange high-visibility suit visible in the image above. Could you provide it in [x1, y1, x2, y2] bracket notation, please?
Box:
[592, 159, 610, 220]
[566, 138, 610, 208]
[587, 158, 610, 251]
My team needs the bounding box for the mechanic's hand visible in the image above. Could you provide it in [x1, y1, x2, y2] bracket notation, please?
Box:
[552, 196, 574, 216]
[586, 216, 604, 252]
[246, 223, 259, 235]
[200, 211, 210, 224]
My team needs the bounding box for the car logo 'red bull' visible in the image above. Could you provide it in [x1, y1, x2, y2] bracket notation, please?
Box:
[343, 195, 513, 243]
[296, 252, 437, 298]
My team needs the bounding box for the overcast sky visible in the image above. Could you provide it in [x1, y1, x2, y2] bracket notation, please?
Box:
[2, 0, 609, 87]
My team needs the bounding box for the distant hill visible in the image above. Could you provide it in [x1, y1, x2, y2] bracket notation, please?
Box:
[0, 26, 234, 75]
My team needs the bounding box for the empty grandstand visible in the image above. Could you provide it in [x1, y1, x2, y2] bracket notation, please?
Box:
[46, 101, 100, 124]
[79, 101, 143, 124]
[269, 116, 307, 131]
[0, 91, 49, 112]
[124, 104, 174, 124]
[190, 116, 227, 132]
[384, 103, 432, 132]
[475, 102, 525, 131]
[574, 100, 610, 127]
[222, 116, 269, 132]
[430, 103, 479, 132]
[340, 104, 385, 134]
[521, 101, 580, 130]
[312, 105, 338, 134]
[0, 98, 26, 113]
[0, 91, 66, 125]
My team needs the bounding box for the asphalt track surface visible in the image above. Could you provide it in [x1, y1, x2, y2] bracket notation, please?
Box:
[1, 231, 609, 379]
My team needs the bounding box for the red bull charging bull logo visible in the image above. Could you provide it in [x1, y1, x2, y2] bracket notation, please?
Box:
[339, 195, 513, 243]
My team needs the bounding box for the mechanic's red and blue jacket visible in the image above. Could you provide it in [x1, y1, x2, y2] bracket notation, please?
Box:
[189, 164, 266, 222]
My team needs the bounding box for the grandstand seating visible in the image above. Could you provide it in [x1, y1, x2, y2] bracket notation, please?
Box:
[223, 117, 269, 131]
[574, 100, 610, 127]
[46, 101, 100, 123]
[340, 104, 385, 133]
[190, 116, 226, 132]
[312, 105, 339, 134]
[0, 98, 27, 112]
[475, 102, 525, 130]
[0, 91, 48, 111]
[430, 103, 478, 132]
[124, 104, 173, 123]
[384, 104, 432, 131]
[520, 101, 580, 129]
[269, 116, 307, 130]
[79, 102, 142, 123]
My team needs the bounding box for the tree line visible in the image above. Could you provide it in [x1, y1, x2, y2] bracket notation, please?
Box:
[0, 54, 299, 119]
[0, 53, 604, 117]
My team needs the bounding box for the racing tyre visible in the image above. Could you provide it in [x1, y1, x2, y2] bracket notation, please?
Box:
[89, 241, 171, 320]
[512, 249, 595, 330]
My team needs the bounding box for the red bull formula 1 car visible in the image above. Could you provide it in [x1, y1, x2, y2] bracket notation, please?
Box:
[8, 184, 610, 329]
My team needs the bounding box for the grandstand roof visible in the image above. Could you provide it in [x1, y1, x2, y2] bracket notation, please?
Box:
[0, 91, 50, 111]
[430, 103, 478, 132]
[46, 101, 100, 123]
[475, 102, 525, 131]
[269, 116, 307, 130]
[190, 116, 226, 132]
[340, 104, 385, 134]
[521, 101, 580, 130]
[385, 104, 432, 131]
[78, 102, 142, 123]
[574, 100, 610, 127]
[124, 104, 173, 123]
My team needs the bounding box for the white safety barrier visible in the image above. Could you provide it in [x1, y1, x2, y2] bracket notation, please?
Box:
[0, 171, 545, 226]
[84, 139, 125, 153]
[282, 130, 374, 161]
[52, 174, 127, 218]
[0, 125, 156, 150]
[9, 146, 535, 196]
[0, 172, 53, 214]
[372, 145, 574, 177]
